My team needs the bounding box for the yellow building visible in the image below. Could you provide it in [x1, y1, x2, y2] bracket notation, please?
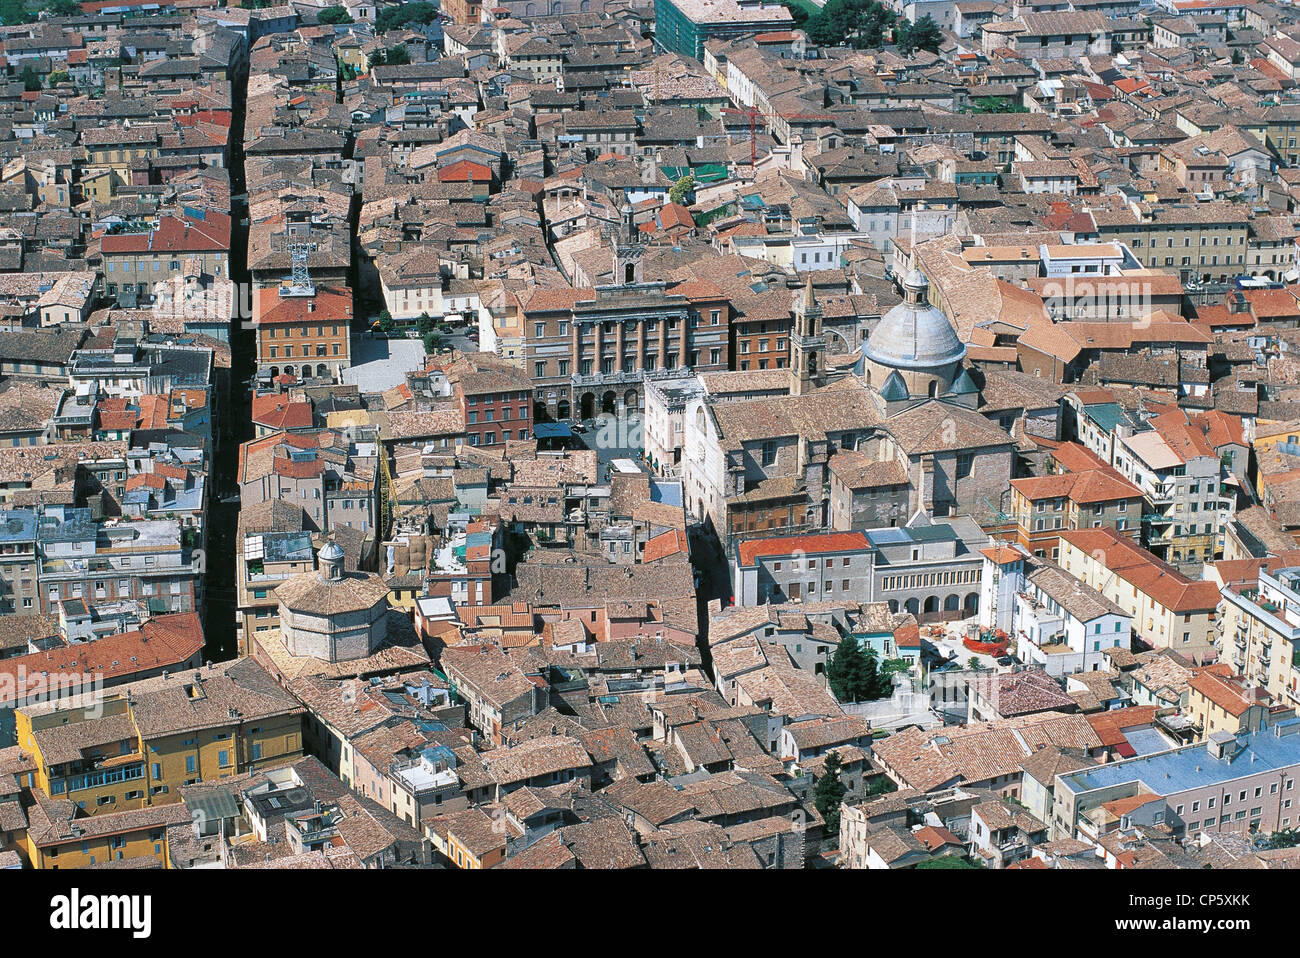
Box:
[1186, 666, 1274, 741]
[80, 126, 161, 184]
[14, 658, 304, 817]
[426, 806, 507, 869]
[22, 794, 191, 869]
[1057, 526, 1221, 664]
[1090, 199, 1249, 283]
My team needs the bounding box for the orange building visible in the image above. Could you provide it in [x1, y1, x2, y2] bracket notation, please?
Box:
[254, 284, 353, 383]
[441, 0, 484, 24]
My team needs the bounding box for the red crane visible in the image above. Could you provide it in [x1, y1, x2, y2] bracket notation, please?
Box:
[720, 105, 833, 169]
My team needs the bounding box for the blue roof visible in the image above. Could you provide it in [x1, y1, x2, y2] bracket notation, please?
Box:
[651, 481, 682, 507]
[865, 528, 911, 545]
[0, 511, 36, 544]
[1058, 718, 1300, 798]
[1083, 402, 1137, 434]
[533, 422, 572, 438]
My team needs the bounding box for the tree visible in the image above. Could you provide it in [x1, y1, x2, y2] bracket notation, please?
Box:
[45, 0, 80, 15]
[867, 775, 897, 796]
[19, 63, 41, 92]
[376, 0, 438, 32]
[668, 174, 694, 206]
[970, 95, 1026, 115]
[827, 636, 866, 702]
[47, 69, 69, 86]
[813, 751, 847, 837]
[376, 309, 394, 334]
[370, 44, 411, 68]
[863, 648, 894, 699]
[829, 637, 894, 702]
[896, 14, 942, 54]
[317, 4, 352, 23]
[0, 0, 32, 26]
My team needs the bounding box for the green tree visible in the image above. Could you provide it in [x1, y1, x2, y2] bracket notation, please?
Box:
[0, 0, 32, 26]
[917, 856, 982, 869]
[867, 775, 897, 796]
[376, 309, 394, 334]
[376, 0, 438, 32]
[970, 95, 1026, 114]
[827, 635, 866, 701]
[668, 174, 695, 206]
[370, 44, 411, 68]
[863, 648, 894, 699]
[813, 750, 847, 837]
[19, 63, 41, 92]
[317, 4, 352, 23]
[45, 0, 80, 15]
[896, 14, 942, 53]
[47, 69, 69, 86]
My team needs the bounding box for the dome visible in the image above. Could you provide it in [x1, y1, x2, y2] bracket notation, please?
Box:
[319, 541, 345, 563]
[863, 269, 966, 372]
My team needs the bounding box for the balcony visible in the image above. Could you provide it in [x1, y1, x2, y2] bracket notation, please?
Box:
[63, 761, 145, 794]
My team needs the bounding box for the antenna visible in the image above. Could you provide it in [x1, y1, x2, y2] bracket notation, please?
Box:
[281, 243, 315, 298]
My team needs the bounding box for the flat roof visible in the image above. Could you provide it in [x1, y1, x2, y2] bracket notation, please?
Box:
[1058, 719, 1300, 798]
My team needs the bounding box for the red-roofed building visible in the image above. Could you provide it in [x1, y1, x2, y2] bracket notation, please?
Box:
[437, 160, 493, 197]
[251, 393, 314, 436]
[253, 285, 353, 382]
[643, 529, 689, 564]
[1057, 526, 1221, 662]
[1187, 663, 1275, 738]
[733, 532, 871, 605]
[1010, 464, 1144, 558]
[0, 612, 205, 709]
[100, 212, 231, 304]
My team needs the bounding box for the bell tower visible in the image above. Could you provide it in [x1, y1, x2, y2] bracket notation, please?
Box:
[791, 275, 826, 396]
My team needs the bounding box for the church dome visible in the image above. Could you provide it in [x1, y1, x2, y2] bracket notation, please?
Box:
[864, 268, 966, 371]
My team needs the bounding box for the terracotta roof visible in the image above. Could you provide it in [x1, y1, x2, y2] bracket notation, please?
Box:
[737, 532, 870, 567]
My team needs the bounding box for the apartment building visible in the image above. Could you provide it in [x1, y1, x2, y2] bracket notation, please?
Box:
[1052, 716, 1300, 843]
[1010, 467, 1144, 559]
[13, 658, 303, 815]
[1089, 200, 1249, 283]
[36, 507, 201, 616]
[1057, 526, 1220, 663]
[1005, 555, 1133, 677]
[99, 212, 232, 305]
[440, 644, 548, 746]
[731, 531, 873, 606]
[1112, 412, 1231, 567]
[443, 355, 534, 447]
[0, 509, 38, 614]
[253, 284, 354, 383]
[1217, 563, 1300, 710]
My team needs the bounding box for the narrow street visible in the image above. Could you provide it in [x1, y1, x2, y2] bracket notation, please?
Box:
[201, 62, 252, 663]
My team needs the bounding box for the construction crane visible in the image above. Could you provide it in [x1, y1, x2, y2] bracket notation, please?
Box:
[719, 105, 833, 170]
